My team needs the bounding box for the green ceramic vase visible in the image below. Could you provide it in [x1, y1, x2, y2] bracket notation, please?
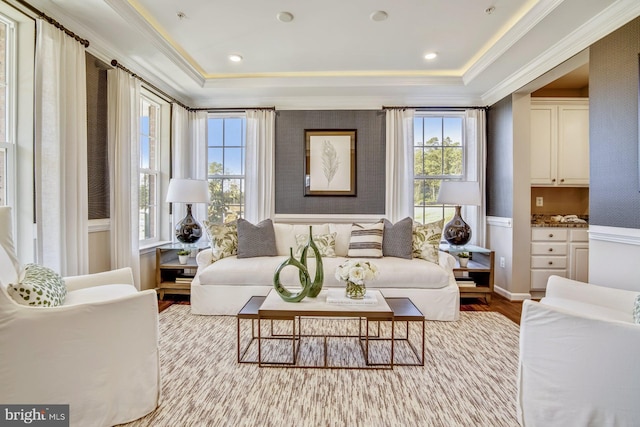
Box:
[274, 247, 311, 302]
[299, 226, 324, 297]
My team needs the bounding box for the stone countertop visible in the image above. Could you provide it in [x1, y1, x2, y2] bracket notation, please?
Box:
[531, 214, 589, 228]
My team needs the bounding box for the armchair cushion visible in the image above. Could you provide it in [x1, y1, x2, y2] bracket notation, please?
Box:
[64, 284, 137, 306]
[8, 264, 66, 307]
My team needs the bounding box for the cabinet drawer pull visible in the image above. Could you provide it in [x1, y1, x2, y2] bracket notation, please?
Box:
[548, 261, 553, 265]
[548, 233, 554, 238]
[548, 248, 553, 252]
[552, 178, 556, 182]
[560, 178, 565, 183]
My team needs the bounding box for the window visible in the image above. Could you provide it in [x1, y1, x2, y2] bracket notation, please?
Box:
[0, 15, 12, 207]
[207, 114, 246, 223]
[413, 114, 464, 224]
[139, 95, 161, 243]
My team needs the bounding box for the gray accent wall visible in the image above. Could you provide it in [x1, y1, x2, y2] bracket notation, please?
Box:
[275, 110, 386, 215]
[590, 17, 640, 229]
[487, 96, 514, 218]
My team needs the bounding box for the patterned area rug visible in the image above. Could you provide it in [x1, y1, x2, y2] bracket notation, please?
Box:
[120, 305, 520, 427]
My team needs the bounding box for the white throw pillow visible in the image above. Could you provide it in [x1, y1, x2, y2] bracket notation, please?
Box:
[348, 221, 384, 258]
[8, 263, 67, 307]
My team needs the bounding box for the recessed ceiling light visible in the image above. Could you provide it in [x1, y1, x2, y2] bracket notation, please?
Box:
[228, 54, 243, 62]
[277, 12, 294, 23]
[424, 52, 438, 60]
[370, 10, 388, 22]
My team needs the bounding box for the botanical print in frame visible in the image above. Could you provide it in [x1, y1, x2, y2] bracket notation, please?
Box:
[304, 130, 356, 196]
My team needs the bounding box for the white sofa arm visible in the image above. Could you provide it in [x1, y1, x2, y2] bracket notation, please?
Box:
[518, 299, 640, 426]
[196, 248, 214, 268]
[64, 267, 134, 292]
[545, 275, 639, 313]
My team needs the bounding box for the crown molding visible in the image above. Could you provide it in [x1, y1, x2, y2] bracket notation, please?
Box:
[463, 0, 564, 86]
[104, 0, 205, 87]
[482, 0, 640, 105]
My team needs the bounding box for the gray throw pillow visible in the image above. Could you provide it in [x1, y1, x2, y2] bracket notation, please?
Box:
[237, 218, 278, 258]
[383, 217, 413, 259]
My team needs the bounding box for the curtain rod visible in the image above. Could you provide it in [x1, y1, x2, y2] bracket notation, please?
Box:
[14, 0, 89, 47]
[383, 106, 488, 111]
[110, 59, 191, 111]
[189, 106, 276, 112]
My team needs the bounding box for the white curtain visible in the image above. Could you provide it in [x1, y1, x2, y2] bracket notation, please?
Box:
[34, 19, 88, 276]
[171, 105, 208, 233]
[463, 109, 487, 247]
[245, 109, 275, 223]
[385, 108, 415, 223]
[107, 68, 141, 288]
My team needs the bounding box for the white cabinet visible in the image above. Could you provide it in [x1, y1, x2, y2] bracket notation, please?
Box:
[530, 227, 589, 291]
[531, 99, 589, 186]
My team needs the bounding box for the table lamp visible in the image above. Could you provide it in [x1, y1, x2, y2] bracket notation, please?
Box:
[436, 181, 481, 247]
[166, 178, 209, 244]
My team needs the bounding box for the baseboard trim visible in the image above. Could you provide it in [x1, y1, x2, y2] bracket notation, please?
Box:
[494, 284, 531, 301]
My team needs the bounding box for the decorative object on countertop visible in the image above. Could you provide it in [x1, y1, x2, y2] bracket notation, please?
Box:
[166, 178, 209, 244]
[457, 252, 470, 268]
[273, 247, 311, 302]
[531, 214, 589, 227]
[298, 226, 324, 297]
[437, 181, 481, 247]
[335, 259, 379, 299]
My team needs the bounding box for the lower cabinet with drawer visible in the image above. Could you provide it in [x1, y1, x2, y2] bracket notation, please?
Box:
[530, 227, 588, 291]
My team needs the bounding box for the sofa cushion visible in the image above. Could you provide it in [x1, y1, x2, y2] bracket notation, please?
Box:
[237, 218, 278, 258]
[7, 263, 67, 307]
[329, 223, 353, 257]
[204, 220, 238, 259]
[634, 295, 640, 324]
[412, 219, 443, 264]
[295, 232, 337, 258]
[348, 221, 384, 258]
[383, 217, 413, 259]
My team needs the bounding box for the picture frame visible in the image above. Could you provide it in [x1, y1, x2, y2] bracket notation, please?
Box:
[304, 129, 357, 196]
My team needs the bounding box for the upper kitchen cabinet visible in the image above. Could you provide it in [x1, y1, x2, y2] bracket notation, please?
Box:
[531, 98, 589, 186]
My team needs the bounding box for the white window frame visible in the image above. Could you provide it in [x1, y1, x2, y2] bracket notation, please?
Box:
[139, 89, 170, 247]
[0, 14, 15, 209]
[206, 113, 246, 224]
[413, 112, 467, 224]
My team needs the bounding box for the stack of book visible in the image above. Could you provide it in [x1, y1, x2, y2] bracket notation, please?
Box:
[455, 276, 476, 287]
[175, 274, 194, 285]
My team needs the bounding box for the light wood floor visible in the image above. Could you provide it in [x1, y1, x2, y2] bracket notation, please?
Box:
[158, 292, 524, 325]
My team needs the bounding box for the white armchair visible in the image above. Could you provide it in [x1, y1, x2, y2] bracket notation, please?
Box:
[517, 275, 640, 426]
[0, 207, 160, 427]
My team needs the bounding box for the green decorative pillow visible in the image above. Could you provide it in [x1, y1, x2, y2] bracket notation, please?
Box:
[8, 263, 66, 307]
[634, 294, 640, 324]
[295, 232, 337, 258]
[204, 220, 238, 260]
[412, 219, 444, 264]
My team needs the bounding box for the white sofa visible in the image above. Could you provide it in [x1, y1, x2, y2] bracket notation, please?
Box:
[191, 222, 459, 321]
[517, 275, 640, 427]
[0, 207, 160, 427]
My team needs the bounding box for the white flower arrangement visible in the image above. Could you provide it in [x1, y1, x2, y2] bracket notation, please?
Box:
[335, 259, 379, 285]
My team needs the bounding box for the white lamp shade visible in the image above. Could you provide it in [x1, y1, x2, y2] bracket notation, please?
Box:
[166, 179, 209, 203]
[436, 181, 481, 206]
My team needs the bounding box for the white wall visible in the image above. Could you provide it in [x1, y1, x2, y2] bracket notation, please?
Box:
[589, 225, 640, 291]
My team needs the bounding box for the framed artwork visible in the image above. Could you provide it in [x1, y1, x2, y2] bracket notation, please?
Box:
[304, 129, 357, 196]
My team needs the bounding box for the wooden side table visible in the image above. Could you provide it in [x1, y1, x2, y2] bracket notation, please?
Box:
[440, 244, 495, 304]
[155, 242, 208, 300]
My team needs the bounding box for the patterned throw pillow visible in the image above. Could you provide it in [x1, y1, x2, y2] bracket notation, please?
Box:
[294, 232, 337, 258]
[204, 220, 238, 260]
[634, 294, 640, 324]
[383, 217, 413, 259]
[237, 218, 278, 258]
[348, 221, 384, 258]
[8, 263, 66, 307]
[412, 219, 444, 264]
